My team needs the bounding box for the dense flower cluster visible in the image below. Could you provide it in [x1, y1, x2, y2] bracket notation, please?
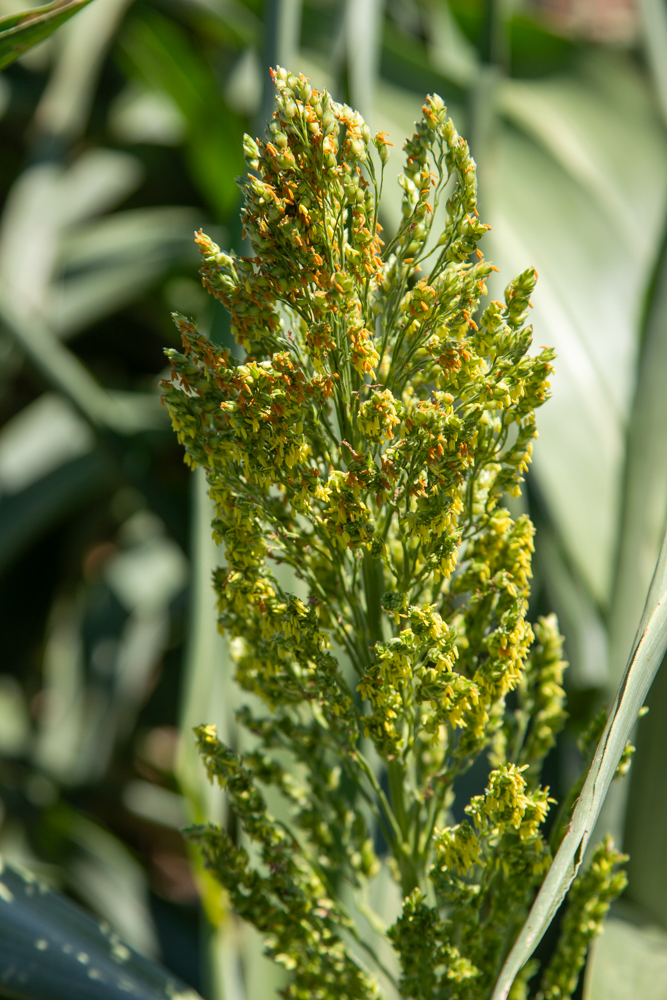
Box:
[163, 68, 626, 1000]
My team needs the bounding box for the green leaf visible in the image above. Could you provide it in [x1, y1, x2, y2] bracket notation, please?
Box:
[638, 0, 667, 126]
[490, 53, 667, 605]
[608, 236, 667, 689]
[0, 452, 112, 572]
[623, 656, 667, 928]
[584, 914, 667, 999]
[0, 293, 166, 435]
[0, 0, 93, 71]
[491, 523, 667, 999]
[609, 0, 667, 932]
[0, 857, 200, 999]
[120, 10, 246, 218]
[535, 518, 609, 688]
[54, 206, 201, 336]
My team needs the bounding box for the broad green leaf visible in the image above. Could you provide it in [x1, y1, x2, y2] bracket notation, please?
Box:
[491, 523, 667, 999]
[608, 239, 667, 690]
[610, 0, 667, 931]
[535, 519, 609, 688]
[623, 659, 667, 927]
[0, 0, 92, 70]
[0, 857, 200, 999]
[490, 53, 667, 605]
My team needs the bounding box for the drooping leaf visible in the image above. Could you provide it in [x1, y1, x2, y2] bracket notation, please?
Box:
[0, 0, 93, 71]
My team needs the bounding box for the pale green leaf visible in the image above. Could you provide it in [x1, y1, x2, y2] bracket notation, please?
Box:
[491, 524, 667, 999]
[490, 55, 667, 603]
[584, 915, 667, 1000]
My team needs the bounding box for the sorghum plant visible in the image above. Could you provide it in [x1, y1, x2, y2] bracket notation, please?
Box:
[162, 68, 626, 1000]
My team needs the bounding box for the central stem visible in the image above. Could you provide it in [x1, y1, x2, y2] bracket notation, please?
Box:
[362, 549, 385, 647]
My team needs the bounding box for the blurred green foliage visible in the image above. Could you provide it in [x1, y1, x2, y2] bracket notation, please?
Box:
[1, 0, 667, 997]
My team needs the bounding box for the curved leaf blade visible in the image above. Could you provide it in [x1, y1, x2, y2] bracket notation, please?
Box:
[0, 859, 201, 1000]
[491, 525, 667, 999]
[0, 0, 93, 71]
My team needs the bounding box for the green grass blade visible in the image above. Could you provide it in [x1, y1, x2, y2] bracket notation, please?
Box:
[491, 524, 667, 999]
[0, 0, 93, 71]
[605, 0, 667, 928]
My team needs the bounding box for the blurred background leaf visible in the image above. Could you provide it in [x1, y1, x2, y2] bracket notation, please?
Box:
[0, 858, 201, 998]
[1, 0, 667, 998]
